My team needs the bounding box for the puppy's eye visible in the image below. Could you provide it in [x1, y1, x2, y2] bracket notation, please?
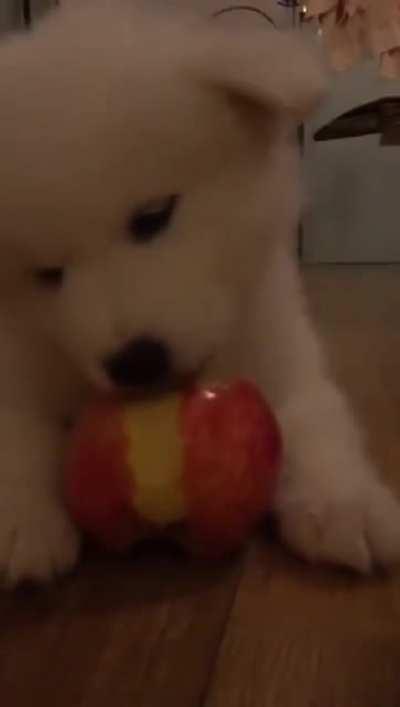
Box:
[33, 267, 65, 288]
[129, 195, 179, 242]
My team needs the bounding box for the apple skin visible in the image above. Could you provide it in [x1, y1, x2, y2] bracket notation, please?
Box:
[182, 381, 282, 556]
[65, 400, 142, 550]
[65, 381, 282, 556]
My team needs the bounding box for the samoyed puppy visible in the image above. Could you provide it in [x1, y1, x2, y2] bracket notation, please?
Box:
[0, 0, 399, 585]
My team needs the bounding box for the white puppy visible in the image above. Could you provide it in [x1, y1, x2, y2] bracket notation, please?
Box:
[0, 0, 399, 585]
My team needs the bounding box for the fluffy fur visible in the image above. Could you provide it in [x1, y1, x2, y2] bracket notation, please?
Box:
[0, 0, 399, 584]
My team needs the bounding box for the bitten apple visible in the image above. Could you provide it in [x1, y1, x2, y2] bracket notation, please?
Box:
[65, 381, 282, 557]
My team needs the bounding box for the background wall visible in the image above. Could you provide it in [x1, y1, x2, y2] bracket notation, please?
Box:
[303, 53, 400, 264]
[0, 0, 23, 32]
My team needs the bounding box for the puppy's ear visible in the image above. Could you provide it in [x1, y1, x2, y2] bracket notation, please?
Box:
[187, 25, 325, 122]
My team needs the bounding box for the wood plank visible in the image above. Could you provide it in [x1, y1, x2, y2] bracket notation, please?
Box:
[205, 542, 400, 707]
[0, 549, 242, 707]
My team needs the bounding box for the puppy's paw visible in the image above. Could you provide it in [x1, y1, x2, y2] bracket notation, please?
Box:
[278, 475, 400, 573]
[0, 492, 80, 586]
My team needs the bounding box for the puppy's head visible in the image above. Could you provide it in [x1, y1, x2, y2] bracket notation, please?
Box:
[0, 2, 323, 392]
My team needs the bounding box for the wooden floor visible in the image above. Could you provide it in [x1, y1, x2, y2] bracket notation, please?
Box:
[2, 265, 400, 707]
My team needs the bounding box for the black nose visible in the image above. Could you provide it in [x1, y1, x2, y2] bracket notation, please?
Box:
[104, 337, 171, 389]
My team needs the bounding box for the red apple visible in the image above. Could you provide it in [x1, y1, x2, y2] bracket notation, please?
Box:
[66, 401, 142, 550]
[182, 381, 282, 556]
[65, 381, 282, 556]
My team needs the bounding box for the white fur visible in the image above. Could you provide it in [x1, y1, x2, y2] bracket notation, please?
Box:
[0, 0, 399, 584]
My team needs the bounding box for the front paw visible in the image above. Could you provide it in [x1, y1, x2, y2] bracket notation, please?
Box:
[0, 491, 80, 586]
[278, 476, 400, 572]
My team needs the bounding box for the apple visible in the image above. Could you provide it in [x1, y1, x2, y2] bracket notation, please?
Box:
[65, 380, 282, 556]
[182, 381, 282, 556]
